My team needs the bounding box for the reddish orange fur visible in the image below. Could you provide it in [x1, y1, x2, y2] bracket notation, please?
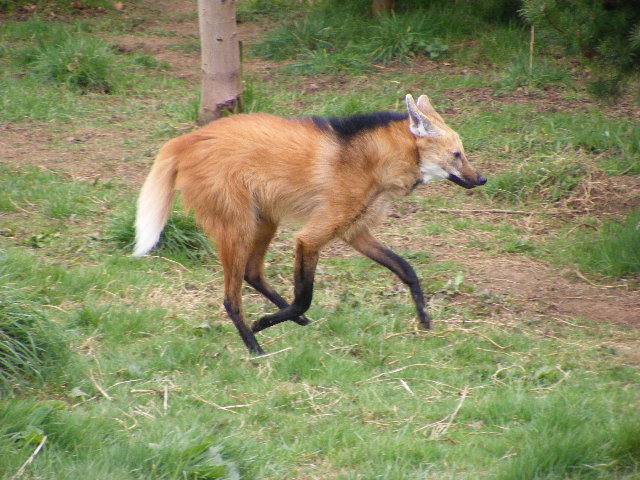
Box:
[165, 114, 419, 241]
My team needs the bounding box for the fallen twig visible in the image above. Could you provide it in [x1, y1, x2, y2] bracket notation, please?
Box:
[246, 346, 293, 360]
[575, 270, 628, 290]
[11, 435, 47, 480]
[192, 394, 255, 414]
[434, 208, 532, 215]
[90, 372, 112, 401]
[163, 384, 169, 412]
[446, 327, 510, 350]
[416, 387, 469, 438]
[148, 255, 192, 272]
[359, 363, 431, 384]
[398, 378, 415, 396]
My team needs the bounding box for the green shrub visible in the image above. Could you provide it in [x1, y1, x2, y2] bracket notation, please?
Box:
[520, 0, 640, 101]
[282, 49, 371, 75]
[2, 18, 163, 95]
[251, 2, 447, 67]
[252, 13, 337, 61]
[365, 12, 448, 63]
[28, 34, 125, 93]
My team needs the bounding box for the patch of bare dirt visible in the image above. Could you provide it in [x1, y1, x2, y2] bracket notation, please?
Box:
[563, 173, 640, 216]
[0, 123, 150, 184]
[447, 86, 640, 121]
[463, 251, 640, 326]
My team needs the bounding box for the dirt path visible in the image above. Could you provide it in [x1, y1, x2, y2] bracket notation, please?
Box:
[468, 253, 639, 326]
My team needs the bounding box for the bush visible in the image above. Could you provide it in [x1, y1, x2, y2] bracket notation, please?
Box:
[366, 12, 448, 63]
[520, 0, 640, 100]
[251, 1, 447, 67]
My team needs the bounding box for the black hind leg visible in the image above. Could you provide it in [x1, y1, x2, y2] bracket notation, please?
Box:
[244, 219, 310, 327]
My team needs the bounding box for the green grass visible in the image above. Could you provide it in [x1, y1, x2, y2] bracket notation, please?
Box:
[563, 210, 640, 277]
[495, 55, 574, 92]
[1, 249, 637, 478]
[1, 2, 639, 479]
[0, 17, 173, 123]
[481, 153, 589, 203]
[0, 398, 240, 480]
[3, 18, 130, 93]
[250, 1, 450, 70]
[0, 291, 71, 391]
[107, 203, 215, 261]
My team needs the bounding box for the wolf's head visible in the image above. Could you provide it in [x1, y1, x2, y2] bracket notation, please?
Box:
[406, 94, 486, 189]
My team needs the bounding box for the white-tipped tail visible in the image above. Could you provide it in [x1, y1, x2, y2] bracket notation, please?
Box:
[133, 152, 177, 257]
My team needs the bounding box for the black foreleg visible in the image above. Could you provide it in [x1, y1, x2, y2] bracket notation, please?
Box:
[349, 229, 431, 329]
[244, 219, 310, 327]
[244, 273, 311, 326]
[251, 240, 319, 333]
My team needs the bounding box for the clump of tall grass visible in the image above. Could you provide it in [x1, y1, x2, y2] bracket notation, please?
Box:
[282, 49, 372, 75]
[107, 206, 214, 261]
[566, 210, 640, 277]
[0, 399, 240, 480]
[481, 155, 588, 203]
[251, 14, 337, 61]
[494, 391, 640, 479]
[2, 18, 163, 94]
[236, 0, 290, 21]
[28, 35, 128, 93]
[366, 13, 448, 63]
[0, 293, 70, 392]
[495, 55, 574, 92]
[251, 3, 447, 68]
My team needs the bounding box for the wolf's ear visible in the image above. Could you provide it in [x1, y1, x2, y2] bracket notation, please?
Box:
[406, 94, 441, 138]
[417, 94, 445, 123]
[416, 95, 436, 115]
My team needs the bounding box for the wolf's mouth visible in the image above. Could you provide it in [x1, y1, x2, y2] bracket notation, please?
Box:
[448, 173, 486, 189]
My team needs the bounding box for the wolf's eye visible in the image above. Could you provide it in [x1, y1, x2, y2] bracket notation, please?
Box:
[453, 151, 462, 159]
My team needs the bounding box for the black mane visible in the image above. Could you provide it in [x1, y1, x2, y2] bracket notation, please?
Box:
[311, 111, 408, 141]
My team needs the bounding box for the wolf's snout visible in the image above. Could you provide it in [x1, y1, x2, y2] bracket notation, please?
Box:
[448, 172, 487, 189]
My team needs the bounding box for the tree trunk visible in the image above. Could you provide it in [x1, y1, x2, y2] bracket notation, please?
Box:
[197, 0, 241, 126]
[372, 0, 394, 15]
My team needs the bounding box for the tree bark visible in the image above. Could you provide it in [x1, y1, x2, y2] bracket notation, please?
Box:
[197, 0, 241, 126]
[372, 0, 394, 15]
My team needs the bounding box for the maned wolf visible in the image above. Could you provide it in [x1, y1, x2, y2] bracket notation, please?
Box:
[134, 94, 486, 354]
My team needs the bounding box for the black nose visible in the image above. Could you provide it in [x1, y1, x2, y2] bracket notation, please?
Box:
[477, 175, 487, 186]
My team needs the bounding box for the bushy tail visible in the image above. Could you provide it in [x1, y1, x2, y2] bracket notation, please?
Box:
[133, 149, 178, 257]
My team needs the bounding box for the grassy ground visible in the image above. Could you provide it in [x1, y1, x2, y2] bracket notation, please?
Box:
[1, 1, 639, 479]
